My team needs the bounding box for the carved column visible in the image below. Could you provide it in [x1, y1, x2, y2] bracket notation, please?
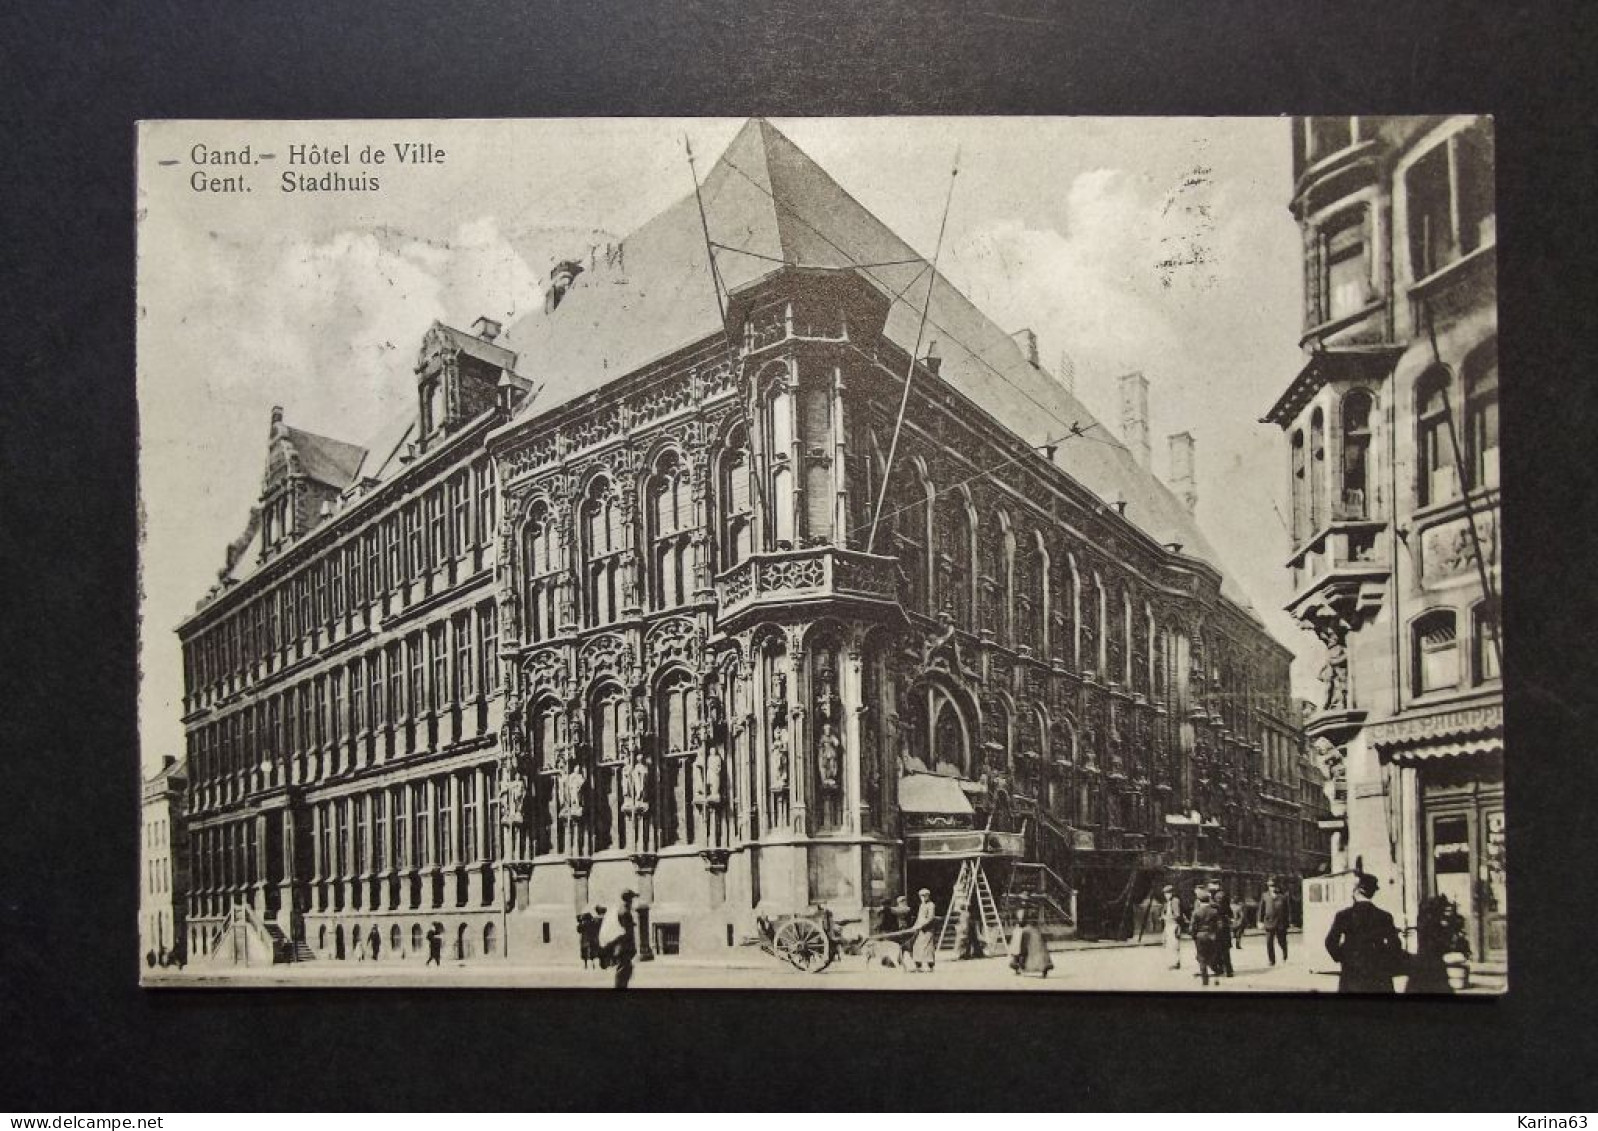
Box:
[841, 638, 865, 834]
[616, 468, 643, 616]
[787, 627, 810, 838]
[631, 853, 658, 961]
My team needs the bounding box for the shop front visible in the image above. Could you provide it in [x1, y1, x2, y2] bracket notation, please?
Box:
[1369, 702, 1505, 965]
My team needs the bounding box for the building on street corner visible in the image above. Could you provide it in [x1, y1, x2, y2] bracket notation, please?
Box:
[1265, 115, 1502, 978]
[167, 118, 1325, 969]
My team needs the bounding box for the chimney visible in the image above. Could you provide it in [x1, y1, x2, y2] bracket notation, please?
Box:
[1168, 431, 1197, 512]
[1118, 372, 1151, 469]
[1057, 350, 1076, 395]
[545, 259, 584, 313]
[1011, 328, 1040, 367]
[471, 315, 502, 342]
[923, 339, 943, 375]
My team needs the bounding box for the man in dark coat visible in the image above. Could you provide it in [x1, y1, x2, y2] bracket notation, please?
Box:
[1325, 873, 1407, 993]
[1189, 889, 1221, 986]
[1259, 879, 1291, 965]
[425, 923, 444, 966]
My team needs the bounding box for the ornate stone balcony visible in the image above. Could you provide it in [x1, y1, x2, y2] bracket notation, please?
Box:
[714, 546, 901, 628]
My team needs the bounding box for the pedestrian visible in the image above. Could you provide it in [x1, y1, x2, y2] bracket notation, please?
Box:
[1162, 885, 1186, 970]
[1236, 893, 1256, 951]
[425, 922, 444, 966]
[368, 924, 382, 962]
[1259, 879, 1291, 966]
[1189, 888, 1221, 986]
[910, 887, 938, 973]
[1213, 888, 1235, 977]
[1406, 895, 1468, 995]
[577, 907, 602, 969]
[598, 889, 640, 990]
[353, 925, 367, 962]
[884, 894, 915, 971]
[1325, 873, 1407, 993]
[1009, 907, 1054, 978]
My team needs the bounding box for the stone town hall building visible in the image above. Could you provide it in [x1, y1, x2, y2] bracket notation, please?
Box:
[174, 120, 1314, 965]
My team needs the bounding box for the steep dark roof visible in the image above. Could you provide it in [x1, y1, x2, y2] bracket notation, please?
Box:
[499, 119, 1252, 606]
[282, 426, 367, 490]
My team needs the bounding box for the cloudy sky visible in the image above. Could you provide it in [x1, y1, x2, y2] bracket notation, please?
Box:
[137, 116, 1314, 772]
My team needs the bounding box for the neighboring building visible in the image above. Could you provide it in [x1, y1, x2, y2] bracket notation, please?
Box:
[172, 118, 1318, 964]
[140, 756, 189, 965]
[1266, 116, 1502, 968]
[176, 321, 530, 964]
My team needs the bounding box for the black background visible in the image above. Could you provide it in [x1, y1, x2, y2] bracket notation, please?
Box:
[2, 0, 1595, 1112]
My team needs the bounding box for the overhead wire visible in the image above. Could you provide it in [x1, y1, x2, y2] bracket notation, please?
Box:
[716, 153, 1102, 447]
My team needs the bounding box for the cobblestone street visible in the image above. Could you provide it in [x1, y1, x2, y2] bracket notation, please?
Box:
[149, 930, 1346, 993]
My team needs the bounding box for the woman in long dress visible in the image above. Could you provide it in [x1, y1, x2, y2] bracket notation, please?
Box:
[910, 887, 938, 973]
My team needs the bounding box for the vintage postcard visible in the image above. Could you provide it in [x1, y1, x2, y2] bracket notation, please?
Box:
[137, 116, 1501, 992]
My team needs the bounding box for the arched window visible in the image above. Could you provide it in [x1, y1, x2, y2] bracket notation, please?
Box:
[522, 501, 559, 643]
[930, 690, 970, 778]
[588, 684, 627, 852]
[937, 495, 974, 628]
[656, 669, 699, 847]
[1341, 391, 1373, 518]
[530, 698, 561, 855]
[648, 451, 691, 610]
[1309, 408, 1327, 533]
[801, 384, 833, 541]
[719, 426, 753, 568]
[483, 921, 497, 956]
[1417, 368, 1457, 507]
[411, 923, 423, 953]
[1290, 429, 1307, 544]
[1464, 345, 1499, 491]
[581, 478, 622, 627]
[768, 383, 796, 547]
[1413, 609, 1460, 695]
[1016, 532, 1047, 655]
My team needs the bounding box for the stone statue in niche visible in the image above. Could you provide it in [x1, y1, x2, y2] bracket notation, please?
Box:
[818, 722, 842, 792]
[498, 770, 527, 829]
[560, 753, 587, 852]
[621, 748, 651, 848]
[700, 746, 726, 845]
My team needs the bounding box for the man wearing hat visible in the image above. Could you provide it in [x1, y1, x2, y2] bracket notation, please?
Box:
[1258, 878, 1291, 966]
[1188, 888, 1221, 985]
[598, 889, 641, 989]
[1324, 873, 1407, 993]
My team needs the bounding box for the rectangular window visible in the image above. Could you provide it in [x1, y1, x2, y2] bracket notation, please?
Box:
[476, 461, 496, 547]
[403, 504, 421, 580]
[373, 791, 387, 871]
[386, 644, 403, 730]
[330, 670, 344, 747]
[408, 635, 426, 719]
[349, 660, 365, 737]
[1324, 212, 1367, 321]
[455, 613, 474, 701]
[430, 623, 449, 714]
[461, 772, 478, 863]
[330, 552, 345, 621]
[435, 779, 451, 866]
[385, 515, 402, 591]
[393, 787, 409, 869]
[412, 782, 430, 866]
[368, 652, 384, 734]
[428, 488, 447, 569]
[452, 472, 471, 559]
[364, 531, 381, 602]
[479, 603, 500, 694]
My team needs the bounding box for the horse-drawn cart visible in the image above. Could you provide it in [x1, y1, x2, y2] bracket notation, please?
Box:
[745, 908, 869, 973]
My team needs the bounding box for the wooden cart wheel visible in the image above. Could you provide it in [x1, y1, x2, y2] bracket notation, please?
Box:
[773, 917, 832, 973]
